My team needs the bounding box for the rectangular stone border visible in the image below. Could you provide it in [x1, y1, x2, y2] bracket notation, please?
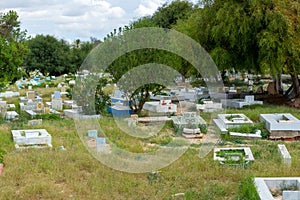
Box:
[254, 177, 300, 200]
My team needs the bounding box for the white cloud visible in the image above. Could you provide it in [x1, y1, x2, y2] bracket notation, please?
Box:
[0, 0, 198, 41]
[134, 0, 165, 16]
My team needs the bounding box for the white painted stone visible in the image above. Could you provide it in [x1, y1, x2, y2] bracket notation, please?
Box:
[254, 177, 300, 200]
[213, 114, 253, 133]
[28, 119, 43, 126]
[51, 98, 63, 110]
[278, 144, 292, 166]
[214, 147, 255, 163]
[5, 111, 19, 120]
[260, 113, 300, 132]
[143, 100, 177, 113]
[12, 129, 52, 149]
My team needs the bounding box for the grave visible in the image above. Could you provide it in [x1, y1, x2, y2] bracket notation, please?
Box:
[11, 129, 52, 149]
[0, 91, 20, 98]
[26, 91, 36, 99]
[143, 100, 177, 113]
[52, 98, 63, 110]
[28, 119, 43, 126]
[88, 130, 98, 138]
[171, 112, 206, 134]
[277, 144, 292, 167]
[5, 111, 19, 121]
[63, 109, 100, 119]
[221, 95, 263, 108]
[214, 147, 254, 165]
[260, 113, 300, 139]
[254, 177, 300, 200]
[196, 100, 223, 113]
[213, 114, 253, 133]
[107, 102, 132, 117]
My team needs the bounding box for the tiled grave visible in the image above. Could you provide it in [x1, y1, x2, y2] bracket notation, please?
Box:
[260, 113, 300, 139]
[254, 177, 300, 200]
[213, 114, 253, 133]
[171, 112, 206, 134]
[11, 129, 52, 149]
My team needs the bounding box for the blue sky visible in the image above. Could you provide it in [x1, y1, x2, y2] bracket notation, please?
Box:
[1, 0, 198, 42]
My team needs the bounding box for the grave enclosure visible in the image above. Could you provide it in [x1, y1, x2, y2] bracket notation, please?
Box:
[260, 113, 300, 140]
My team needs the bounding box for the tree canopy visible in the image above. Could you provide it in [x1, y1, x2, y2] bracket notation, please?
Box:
[0, 10, 28, 88]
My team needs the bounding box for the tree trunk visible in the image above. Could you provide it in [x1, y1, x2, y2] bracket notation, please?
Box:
[291, 72, 300, 97]
[275, 73, 283, 95]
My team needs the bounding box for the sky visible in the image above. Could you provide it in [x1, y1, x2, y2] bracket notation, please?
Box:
[0, 0, 198, 43]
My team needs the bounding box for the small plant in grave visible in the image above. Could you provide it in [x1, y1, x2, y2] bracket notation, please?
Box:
[216, 149, 247, 165]
[225, 115, 244, 122]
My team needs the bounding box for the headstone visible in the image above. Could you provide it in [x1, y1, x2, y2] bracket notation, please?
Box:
[36, 102, 43, 111]
[245, 95, 255, 103]
[96, 137, 106, 151]
[28, 119, 43, 126]
[88, 130, 98, 138]
[28, 85, 32, 90]
[267, 82, 276, 95]
[51, 99, 63, 110]
[53, 91, 61, 99]
[44, 107, 50, 114]
[26, 91, 35, 99]
[57, 83, 62, 88]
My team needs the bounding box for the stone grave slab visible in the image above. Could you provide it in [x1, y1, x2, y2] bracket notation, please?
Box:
[213, 114, 253, 133]
[28, 119, 43, 126]
[260, 113, 300, 139]
[12, 129, 52, 149]
[5, 111, 19, 121]
[52, 98, 63, 110]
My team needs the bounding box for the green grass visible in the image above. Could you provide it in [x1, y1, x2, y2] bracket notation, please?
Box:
[0, 103, 300, 199]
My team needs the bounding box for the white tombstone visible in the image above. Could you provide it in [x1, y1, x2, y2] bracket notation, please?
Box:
[5, 111, 19, 120]
[51, 98, 63, 111]
[245, 95, 255, 103]
[12, 129, 52, 149]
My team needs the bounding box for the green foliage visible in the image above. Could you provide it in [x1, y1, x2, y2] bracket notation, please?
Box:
[236, 176, 260, 200]
[0, 149, 6, 163]
[0, 10, 28, 84]
[95, 78, 111, 115]
[38, 114, 61, 120]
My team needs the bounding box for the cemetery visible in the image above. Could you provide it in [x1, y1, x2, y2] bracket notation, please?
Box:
[1, 1, 300, 198]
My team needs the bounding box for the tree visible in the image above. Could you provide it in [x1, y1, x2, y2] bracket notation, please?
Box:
[0, 10, 28, 88]
[24, 35, 72, 75]
[176, 0, 300, 96]
[152, 0, 195, 29]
